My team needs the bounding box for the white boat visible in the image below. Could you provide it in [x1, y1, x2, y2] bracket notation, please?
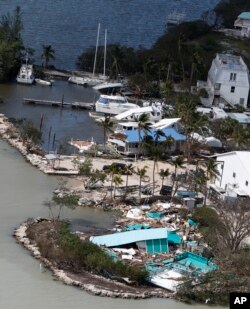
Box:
[93, 82, 123, 93]
[35, 78, 52, 86]
[114, 104, 163, 122]
[166, 10, 186, 26]
[68, 75, 88, 86]
[16, 61, 35, 84]
[95, 94, 138, 115]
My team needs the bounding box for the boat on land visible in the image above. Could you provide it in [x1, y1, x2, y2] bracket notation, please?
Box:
[35, 78, 52, 86]
[114, 104, 163, 123]
[16, 59, 35, 85]
[95, 94, 138, 115]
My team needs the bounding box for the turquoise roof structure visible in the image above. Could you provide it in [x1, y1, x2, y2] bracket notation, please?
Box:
[168, 231, 182, 244]
[90, 227, 168, 247]
[238, 12, 250, 20]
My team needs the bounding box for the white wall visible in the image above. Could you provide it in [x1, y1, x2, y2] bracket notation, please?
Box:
[215, 154, 250, 196]
[207, 59, 249, 107]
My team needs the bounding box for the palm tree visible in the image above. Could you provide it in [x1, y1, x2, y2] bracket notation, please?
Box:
[153, 129, 166, 146]
[135, 113, 151, 157]
[99, 115, 113, 146]
[113, 174, 123, 198]
[202, 158, 220, 206]
[159, 168, 170, 188]
[170, 156, 185, 197]
[136, 166, 148, 201]
[104, 164, 120, 198]
[41, 44, 55, 68]
[124, 163, 135, 197]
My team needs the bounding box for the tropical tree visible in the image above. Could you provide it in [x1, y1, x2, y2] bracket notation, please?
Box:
[113, 174, 123, 198]
[202, 158, 220, 205]
[124, 163, 135, 197]
[0, 6, 24, 81]
[174, 94, 208, 162]
[170, 156, 185, 197]
[159, 168, 170, 188]
[136, 166, 148, 201]
[43, 192, 79, 222]
[99, 115, 113, 146]
[104, 164, 121, 198]
[41, 44, 55, 68]
[135, 113, 151, 157]
[161, 80, 173, 104]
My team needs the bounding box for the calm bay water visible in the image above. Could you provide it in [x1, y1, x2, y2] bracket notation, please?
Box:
[0, 0, 219, 70]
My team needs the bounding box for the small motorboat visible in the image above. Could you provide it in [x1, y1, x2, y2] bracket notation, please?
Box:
[35, 78, 52, 86]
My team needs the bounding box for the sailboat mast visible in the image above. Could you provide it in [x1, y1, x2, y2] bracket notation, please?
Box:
[103, 29, 107, 78]
[93, 23, 100, 77]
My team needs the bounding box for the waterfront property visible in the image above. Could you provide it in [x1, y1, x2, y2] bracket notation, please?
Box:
[212, 151, 250, 198]
[234, 12, 250, 38]
[90, 228, 169, 255]
[108, 127, 186, 156]
[197, 53, 250, 108]
[149, 252, 218, 292]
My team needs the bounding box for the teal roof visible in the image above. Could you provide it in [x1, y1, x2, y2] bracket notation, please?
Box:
[168, 231, 182, 244]
[90, 227, 168, 247]
[238, 12, 250, 20]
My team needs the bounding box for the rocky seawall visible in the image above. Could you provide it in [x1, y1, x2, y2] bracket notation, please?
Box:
[14, 218, 173, 299]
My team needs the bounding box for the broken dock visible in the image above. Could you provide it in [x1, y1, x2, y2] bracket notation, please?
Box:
[23, 98, 94, 110]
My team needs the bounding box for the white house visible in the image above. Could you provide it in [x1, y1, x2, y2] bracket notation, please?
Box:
[234, 12, 250, 38]
[198, 54, 250, 108]
[213, 151, 250, 198]
[108, 119, 186, 156]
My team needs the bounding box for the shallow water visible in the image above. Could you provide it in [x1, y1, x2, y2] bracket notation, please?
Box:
[0, 140, 224, 309]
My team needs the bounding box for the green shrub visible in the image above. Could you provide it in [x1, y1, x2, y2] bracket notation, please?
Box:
[58, 222, 149, 285]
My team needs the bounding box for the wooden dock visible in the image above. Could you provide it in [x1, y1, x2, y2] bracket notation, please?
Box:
[23, 98, 94, 110]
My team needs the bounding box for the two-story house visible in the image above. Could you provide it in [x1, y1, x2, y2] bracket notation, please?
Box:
[205, 53, 250, 108]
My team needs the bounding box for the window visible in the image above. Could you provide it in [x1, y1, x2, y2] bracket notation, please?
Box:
[233, 172, 236, 178]
[214, 83, 221, 90]
[230, 73, 237, 81]
[246, 181, 248, 186]
[231, 86, 235, 93]
[240, 98, 245, 105]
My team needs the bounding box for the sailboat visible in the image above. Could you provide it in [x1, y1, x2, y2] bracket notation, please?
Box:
[68, 24, 108, 87]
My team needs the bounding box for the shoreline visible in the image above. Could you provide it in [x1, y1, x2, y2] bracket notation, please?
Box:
[14, 218, 173, 300]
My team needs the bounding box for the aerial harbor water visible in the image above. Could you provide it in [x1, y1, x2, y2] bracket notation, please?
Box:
[0, 0, 220, 70]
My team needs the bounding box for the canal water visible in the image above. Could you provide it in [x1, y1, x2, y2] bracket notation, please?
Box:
[0, 0, 220, 70]
[0, 139, 222, 309]
[0, 81, 104, 152]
